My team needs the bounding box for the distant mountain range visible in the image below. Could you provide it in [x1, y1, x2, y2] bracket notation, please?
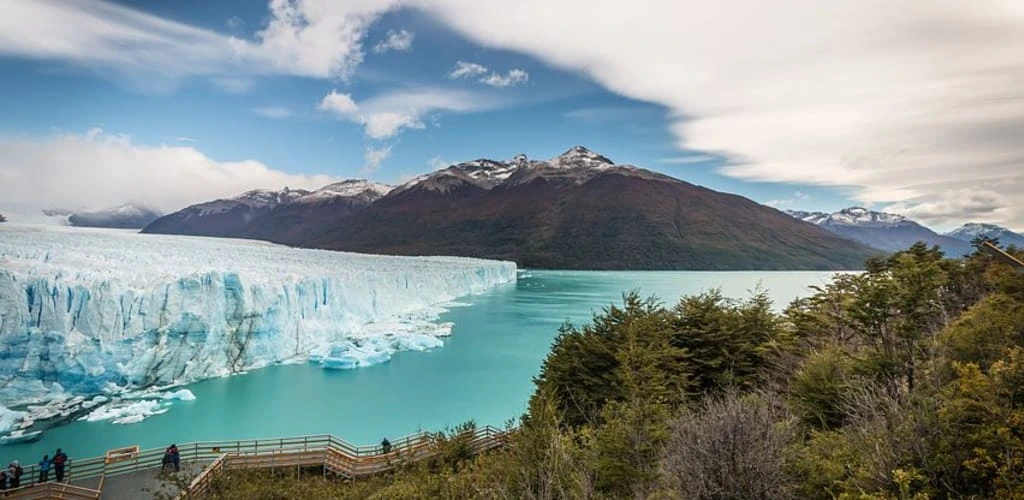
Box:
[68, 203, 162, 229]
[786, 207, 973, 257]
[945, 223, 1024, 248]
[787, 208, 1024, 257]
[143, 180, 390, 241]
[143, 147, 877, 270]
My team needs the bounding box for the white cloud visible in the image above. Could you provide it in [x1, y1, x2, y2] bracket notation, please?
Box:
[9, 0, 1024, 227]
[408, 0, 1024, 228]
[0, 129, 337, 212]
[884, 188, 1010, 229]
[318, 87, 500, 139]
[373, 29, 414, 54]
[449, 61, 488, 79]
[363, 112, 424, 139]
[363, 144, 392, 173]
[480, 68, 528, 88]
[449, 61, 528, 88]
[0, 0, 400, 86]
[251, 0, 396, 80]
[253, 106, 293, 118]
[318, 90, 360, 116]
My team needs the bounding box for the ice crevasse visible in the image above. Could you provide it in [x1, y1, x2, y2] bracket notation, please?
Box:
[0, 224, 517, 407]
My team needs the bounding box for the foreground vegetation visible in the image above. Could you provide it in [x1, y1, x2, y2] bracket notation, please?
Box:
[208, 241, 1024, 499]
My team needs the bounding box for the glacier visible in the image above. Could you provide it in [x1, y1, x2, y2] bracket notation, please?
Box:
[0, 224, 516, 417]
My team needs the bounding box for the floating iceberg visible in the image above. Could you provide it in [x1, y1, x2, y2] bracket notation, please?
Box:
[82, 399, 168, 425]
[0, 224, 517, 410]
[0, 405, 27, 434]
[161, 389, 197, 401]
[0, 429, 42, 444]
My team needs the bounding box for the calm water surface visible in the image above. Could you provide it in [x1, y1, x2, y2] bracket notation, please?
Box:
[1, 270, 840, 462]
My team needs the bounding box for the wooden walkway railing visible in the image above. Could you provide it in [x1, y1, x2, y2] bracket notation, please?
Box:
[2, 426, 510, 499]
[183, 425, 510, 497]
[979, 240, 1024, 272]
[4, 479, 104, 499]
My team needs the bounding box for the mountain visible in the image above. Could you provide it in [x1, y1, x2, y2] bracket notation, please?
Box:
[946, 223, 1024, 248]
[142, 187, 311, 237]
[240, 180, 392, 243]
[144, 146, 880, 269]
[290, 147, 877, 270]
[787, 207, 973, 257]
[68, 203, 162, 229]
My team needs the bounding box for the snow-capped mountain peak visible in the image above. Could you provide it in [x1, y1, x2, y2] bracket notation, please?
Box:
[394, 146, 623, 194]
[550, 145, 615, 169]
[946, 223, 1024, 247]
[235, 187, 311, 206]
[815, 207, 911, 227]
[785, 206, 976, 256]
[452, 159, 518, 185]
[298, 180, 392, 203]
[947, 223, 1004, 239]
[511, 153, 530, 169]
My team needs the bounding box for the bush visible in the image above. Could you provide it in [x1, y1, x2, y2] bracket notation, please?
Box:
[661, 391, 796, 499]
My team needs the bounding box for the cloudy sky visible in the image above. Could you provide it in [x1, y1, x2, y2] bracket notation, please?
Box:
[1, 0, 1022, 231]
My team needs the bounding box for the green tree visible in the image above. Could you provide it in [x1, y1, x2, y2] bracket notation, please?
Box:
[533, 292, 690, 428]
[670, 289, 779, 393]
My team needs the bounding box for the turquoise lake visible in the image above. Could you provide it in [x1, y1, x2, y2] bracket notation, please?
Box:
[0, 270, 840, 463]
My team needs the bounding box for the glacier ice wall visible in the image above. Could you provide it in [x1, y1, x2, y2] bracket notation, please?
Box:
[0, 225, 516, 404]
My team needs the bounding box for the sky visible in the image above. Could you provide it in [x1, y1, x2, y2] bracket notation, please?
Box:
[0, 0, 1022, 232]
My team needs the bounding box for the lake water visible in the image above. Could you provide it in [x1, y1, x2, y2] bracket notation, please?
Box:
[0, 270, 839, 463]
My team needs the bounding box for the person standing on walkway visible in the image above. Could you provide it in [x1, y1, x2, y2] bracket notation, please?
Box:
[52, 449, 67, 482]
[8, 461, 22, 488]
[381, 437, 392, 454]
[167, 444, 180, 472]
[38, 454, 51, 483]
[0, 469, 8, 491]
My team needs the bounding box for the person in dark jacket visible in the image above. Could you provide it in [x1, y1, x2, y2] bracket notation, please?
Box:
[38, 454, 51, 483]
[164, 444, 180, 472]
[381, 437, 392, 454]
[8, 461, 22, 488]
[52, 449, 67, 482]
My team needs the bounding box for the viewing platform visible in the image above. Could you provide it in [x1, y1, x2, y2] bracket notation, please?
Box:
[3, 426, 510, 499]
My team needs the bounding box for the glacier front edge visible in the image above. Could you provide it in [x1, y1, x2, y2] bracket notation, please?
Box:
[0, 224, 516, 405]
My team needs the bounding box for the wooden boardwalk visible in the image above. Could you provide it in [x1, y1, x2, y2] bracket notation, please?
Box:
[2, 426, 510, 499]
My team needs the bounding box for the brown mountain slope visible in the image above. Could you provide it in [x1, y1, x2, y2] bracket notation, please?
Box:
[303, 167, 878, 270]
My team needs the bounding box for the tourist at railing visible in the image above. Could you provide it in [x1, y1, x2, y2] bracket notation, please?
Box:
[7, 460, 22, 488]
[163, 444, 181, 472]
[37, 454, 51, 483]
[381, 437, 392, 454]
[0, 469, 7, 491]
[52, 448, 68, 482]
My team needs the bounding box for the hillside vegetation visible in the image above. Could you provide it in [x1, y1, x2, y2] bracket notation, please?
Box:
[207, 242, 1024, 499]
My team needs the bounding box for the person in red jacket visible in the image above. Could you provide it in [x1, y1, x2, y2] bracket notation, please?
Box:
[52, 449, 67, 482]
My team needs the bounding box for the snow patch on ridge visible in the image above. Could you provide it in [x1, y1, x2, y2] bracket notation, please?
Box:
[297, 180, 393, 202]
